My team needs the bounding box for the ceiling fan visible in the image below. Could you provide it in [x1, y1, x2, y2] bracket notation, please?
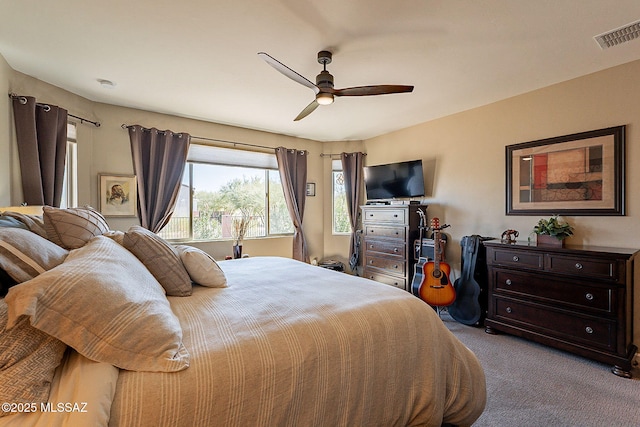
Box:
[258, 50, 414, 121]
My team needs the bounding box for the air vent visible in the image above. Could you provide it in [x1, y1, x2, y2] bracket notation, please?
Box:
[594, 19, 640, 49]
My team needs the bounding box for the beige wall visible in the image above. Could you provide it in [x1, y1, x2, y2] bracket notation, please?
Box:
[0, 54, 12, 206]
[365, 59, 640, 346]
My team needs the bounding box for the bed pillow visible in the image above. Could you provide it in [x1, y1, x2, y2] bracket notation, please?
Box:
[43, 205, 110, 249]
[0, 215, 29, 229]
[123, 226, 192, 296]
[175, 245, 228, 288]
[0, 299, 67, 417]
[0, 227, 69, 283]
[5, 235, 190, 373]
[0, 211, 48, 238]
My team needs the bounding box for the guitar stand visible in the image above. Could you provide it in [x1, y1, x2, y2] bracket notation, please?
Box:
[432, 305, 449, 319]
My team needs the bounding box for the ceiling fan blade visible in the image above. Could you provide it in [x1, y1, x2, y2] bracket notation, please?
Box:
[332, 85, 414, 97]
[294, 100, 319, 121]
[258, 52, 320, 94]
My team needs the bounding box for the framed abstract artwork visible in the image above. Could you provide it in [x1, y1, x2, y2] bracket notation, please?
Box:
[506, 126, 625, 216]
[99, 174, 138, 217]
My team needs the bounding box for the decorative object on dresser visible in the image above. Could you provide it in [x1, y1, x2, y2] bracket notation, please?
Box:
[500, 229, 519, 243]
[361, 204, 427, 291]
[533, 215, 574, 247]
[484, 240, 637, 378]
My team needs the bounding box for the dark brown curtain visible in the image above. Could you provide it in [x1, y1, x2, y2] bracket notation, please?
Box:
[12, 96, 68, 207]
[341, 152, 365, 270]
[275, 147, 309, 263]
[128, 125, 190, 233]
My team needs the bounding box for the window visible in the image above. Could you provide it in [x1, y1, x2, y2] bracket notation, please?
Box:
[61, 122, 77, 208]
[332, 160, 351, 234]
[159, 145, 294, 241]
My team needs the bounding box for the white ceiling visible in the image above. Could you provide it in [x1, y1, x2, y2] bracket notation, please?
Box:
[2, 1, 640, 142]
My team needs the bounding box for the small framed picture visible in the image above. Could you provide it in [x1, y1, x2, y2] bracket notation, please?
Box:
[99, 174, 138, 217]
[306, 182, 316, 197]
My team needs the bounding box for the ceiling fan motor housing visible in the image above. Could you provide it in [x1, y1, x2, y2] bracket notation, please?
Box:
[316, 70, 334, 88]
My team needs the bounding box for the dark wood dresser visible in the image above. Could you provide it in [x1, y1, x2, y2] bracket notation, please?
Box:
[484, 241, 637, 377]
[361, 204, 426, 292]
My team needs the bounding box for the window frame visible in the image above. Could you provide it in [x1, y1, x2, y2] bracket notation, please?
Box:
[161, 159, 294, 242]
[332, 162, 351, 236]
[61, 122, 78, 208]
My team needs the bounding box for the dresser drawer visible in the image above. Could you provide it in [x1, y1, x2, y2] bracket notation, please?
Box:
[364, 269, 407, 290]
[493, 269, 614, 313]
[545, 254, 620, 283]
[362, 208, 407, 224]
[488, 248, 544, 270]
[493, 298, 616, 351]
[364, 225, 406, 240]
[364, 239, 406, 258]
[364, 255, 406, 276]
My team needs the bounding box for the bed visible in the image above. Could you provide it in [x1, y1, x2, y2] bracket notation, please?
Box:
[0, 207, 485, 427]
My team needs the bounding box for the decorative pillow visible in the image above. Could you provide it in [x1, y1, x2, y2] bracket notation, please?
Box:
[0, 227, 69, 283]
[175, 245, 228, 288]
[0, 215, 29, 229]
[0, 299, 67, 417]
[123, 226, 192, 296]
[103, 230, 125, 246]
[5, 236, 190, 372]
[43, 205, 110, 249]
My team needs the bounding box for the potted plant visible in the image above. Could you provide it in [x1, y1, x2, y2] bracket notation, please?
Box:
[533, 215, 574, 247]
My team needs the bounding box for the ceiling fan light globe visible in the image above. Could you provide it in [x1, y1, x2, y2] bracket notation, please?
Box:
[316, 92, 334, 105]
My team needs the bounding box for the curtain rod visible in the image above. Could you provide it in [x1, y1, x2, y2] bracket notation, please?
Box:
[320, 152, 367, 158]
[8, 93, 101, 127]
[120, 123, 307, 154]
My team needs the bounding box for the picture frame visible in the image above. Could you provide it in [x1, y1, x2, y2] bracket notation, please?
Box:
[306, 182, 316, 197]
[98, 174, 138, 217]
[506, 125, 625, 216]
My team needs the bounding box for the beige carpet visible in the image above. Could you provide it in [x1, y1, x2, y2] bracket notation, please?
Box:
[442, 312, 640, 427]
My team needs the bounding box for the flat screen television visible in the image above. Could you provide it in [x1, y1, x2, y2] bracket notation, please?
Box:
[364, 159, 425, 200]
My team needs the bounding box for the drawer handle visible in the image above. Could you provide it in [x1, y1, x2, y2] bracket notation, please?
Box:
[505, 279, 512, 286]
[394, 214, 398, 217]
[512, 256, 519, 262]
[395, 231, 399, 235]
[575, 263, 583, 270]
[370, 244, 374, 249]
[369, 260, 374, 265]
[393, 248, 399, 253]
[585, 326, 594, 334]
[585, 293, 594, 301]
[505, 307, 513, 314]
[393, 265, 398, 269]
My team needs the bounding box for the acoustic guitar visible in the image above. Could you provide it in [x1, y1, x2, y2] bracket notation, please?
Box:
[410, 208, 428, 297]
[418, 218, 456, 307]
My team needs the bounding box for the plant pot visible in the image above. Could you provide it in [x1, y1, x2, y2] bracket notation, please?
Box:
[536, 234, 564, 247]
[233, 244, 243, 259]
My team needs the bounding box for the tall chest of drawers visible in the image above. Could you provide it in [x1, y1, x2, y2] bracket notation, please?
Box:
[361, 204, 426, 292]
[484, 241, 638, 377]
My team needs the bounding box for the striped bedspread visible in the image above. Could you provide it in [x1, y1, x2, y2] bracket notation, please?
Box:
[109, 256, 485, 426]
